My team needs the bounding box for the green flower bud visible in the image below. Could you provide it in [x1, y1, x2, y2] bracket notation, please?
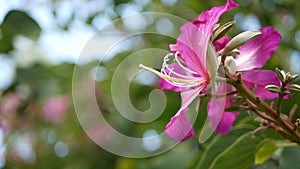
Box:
[265, 85, 281, 93]
[287, 84, 300, 92]
[275, 67, 286, 82]
[212, 21, 235, 42]
[286, 73, 299, 82]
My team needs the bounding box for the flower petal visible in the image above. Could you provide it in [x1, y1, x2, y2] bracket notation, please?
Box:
[207, 83, 239, 134]
[241, 70, 280, 99]
[159, 63, 188, 92]
[215, 112, 239, 135]
[180, 86, 204, 109]
[169, 44, 179, 53]
[207, 83, 226, 131]
[177, 0, 239, 77]
[165, 108, 195, 141]
[195, 0, 239, 32]
[165, 87, 202, 141]
[235, 26, 281, 71]
[159, 78, 181, 92]
[177, 23, 208, 78]
[214, 36, 230, 52]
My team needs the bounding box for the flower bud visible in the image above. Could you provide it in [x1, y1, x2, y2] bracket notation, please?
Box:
[227, 49, 240, 57]
[290, 74, 299, 81]
[287, 84, 300, 92]
[275, 67, 286, 82]
[295, 118, 300, 127]
[206, 42, 218, 82]
[225, 56, 237, 74]
[213, 23, 220, 32]
[212, 21, 235, 42]
[265, 85, 281, 93]
[286, 72, 299, 82]
[275, 68, 299, 83]
[223, 30, 261, 56]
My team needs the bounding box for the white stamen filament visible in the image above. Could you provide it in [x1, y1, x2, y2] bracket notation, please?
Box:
[139, 64, 204, 83]
[139, 53, 206, 88]
[163, 65, 190, 79]
[162, 53, 195, 79]
[174, 52, 197, 74]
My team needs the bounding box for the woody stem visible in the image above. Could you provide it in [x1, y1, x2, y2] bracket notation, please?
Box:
[223, 66, 300, 144]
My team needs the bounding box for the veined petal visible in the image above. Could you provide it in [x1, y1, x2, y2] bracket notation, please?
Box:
[177, 23, 208, 78]
[165, 108, 195, 141]
[235, 26, 281, 71]
[165, 87, 203, 141]
[181, 86, 204, 109]
[214, 36, 230, 52]
[241, 70, 280, 99]
[215, 112, 239, 135]
[195, 0, 239, 35]
[207, 84, 239, 134]
[207, 83, 226, 132]
[177, 0, 239, 78]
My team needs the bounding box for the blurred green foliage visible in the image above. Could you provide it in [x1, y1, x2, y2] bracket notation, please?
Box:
[0, 10, 41, 53]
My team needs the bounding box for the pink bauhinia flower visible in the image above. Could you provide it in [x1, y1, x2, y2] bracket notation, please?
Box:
[140, 0, 239, 141]
[140, 0, 281, 141]
[162, 11, 281, 139]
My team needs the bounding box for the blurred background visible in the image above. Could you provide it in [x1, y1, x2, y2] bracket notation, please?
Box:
[1, 0, 300, 169]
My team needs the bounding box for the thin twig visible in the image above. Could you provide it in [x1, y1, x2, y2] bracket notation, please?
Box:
[247, 100, 276, 124]
[289, 104, 298, 121]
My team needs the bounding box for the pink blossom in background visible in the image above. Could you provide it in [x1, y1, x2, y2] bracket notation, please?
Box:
[42, 96, 70, 123]
[0, 93, 21, 115]
[0, 92, 21, 135]
[86, 124, 115, 146]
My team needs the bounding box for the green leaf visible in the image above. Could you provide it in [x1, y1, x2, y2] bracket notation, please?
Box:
[1, 10, 41, 39]
[0, 10, 41, 53]
[208, 132, 263, 169]
[250, 159, 279, 169]
[279, 146, 300, 169]
[195, 126, 255, 169]
[255, 139, 278, 165]
[0, 34, 13, 53]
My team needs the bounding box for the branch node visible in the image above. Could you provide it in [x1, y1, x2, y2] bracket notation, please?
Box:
[255, 97, 261, 104]
[237, 73, 242, 84]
